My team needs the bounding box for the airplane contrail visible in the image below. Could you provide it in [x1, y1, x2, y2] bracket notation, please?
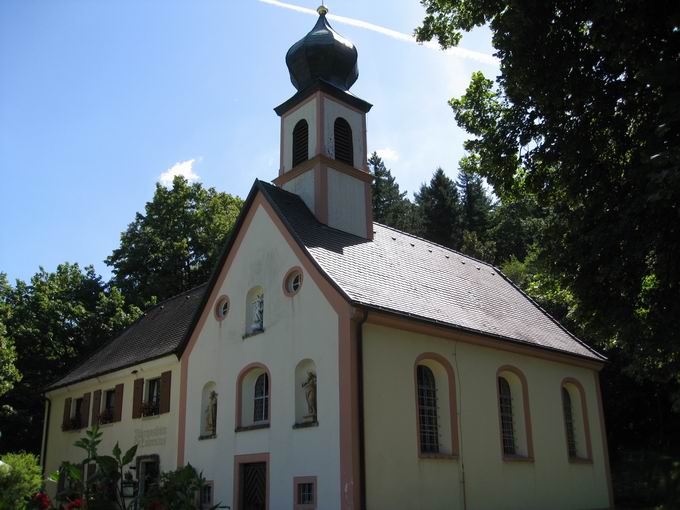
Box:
[258, 0, 499, 67]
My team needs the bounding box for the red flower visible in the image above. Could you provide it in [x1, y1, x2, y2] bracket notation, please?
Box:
[66, 498, 83, 509]
[31, 492, 51, 510]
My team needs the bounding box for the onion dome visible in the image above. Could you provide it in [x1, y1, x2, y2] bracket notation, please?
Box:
[285, 5, 359, 92]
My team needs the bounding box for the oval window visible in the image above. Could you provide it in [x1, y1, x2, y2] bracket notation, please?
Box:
[284, 268, 303, 296]
[215, 296, 230, 321]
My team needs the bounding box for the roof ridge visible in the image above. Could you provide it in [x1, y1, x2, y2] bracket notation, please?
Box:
[372, 221, 498, 270]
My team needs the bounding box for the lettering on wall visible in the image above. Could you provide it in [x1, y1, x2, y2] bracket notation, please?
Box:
[134, 427, 167, 448]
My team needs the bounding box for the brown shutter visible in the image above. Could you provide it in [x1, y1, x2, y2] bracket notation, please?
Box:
[92, 390, 102, 426]
[113, 383, 124, 422]
[62, 398, 72, 430]
[132, 378, 144, 419]
[81, 392, 91, 429]
[159, 370, 172, 414]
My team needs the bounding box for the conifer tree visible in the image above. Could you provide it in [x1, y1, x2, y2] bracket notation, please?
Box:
[414, 168, 463, 249]
[369, 152, 419, 234]
[457, 155, 493, 236]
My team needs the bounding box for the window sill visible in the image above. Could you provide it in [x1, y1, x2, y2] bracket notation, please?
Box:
[242, 328, 265, 339]
[198, 433, 217, 441]
[568, 456, 593, 465]
[418, 453, 458, 461]
[235, 422, 270, 433]
[293, 420, 319, 429]
[502, 455, 534, 463]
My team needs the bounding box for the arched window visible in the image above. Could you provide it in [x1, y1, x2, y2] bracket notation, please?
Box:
[498, 377, 516, 455]
[295, 359, 317, 426]
[561, 379, 593, 461]
[292, 119, 309, 167]
[417, 365, 439, 454]
[562, 387, 576, 457]
[245, 286, 264, 335]
[333, 117, 353, 166]
[496, 366, 534, 460]
[254, 373, 269, 423]
[414, 353, 459, 457]
[236, 364, 271, 430]
[200, 382, 217, 438]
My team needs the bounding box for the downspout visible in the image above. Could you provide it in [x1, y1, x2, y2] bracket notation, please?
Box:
[355, 308, 369, 510]
[41, 395, 52, 476]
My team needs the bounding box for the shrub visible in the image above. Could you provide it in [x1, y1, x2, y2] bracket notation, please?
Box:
[0, 452, 42, 510]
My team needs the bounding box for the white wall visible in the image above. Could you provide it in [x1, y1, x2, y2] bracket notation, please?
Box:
[362, 323, 610, 510]
[44, 356, 181, 497]
[184, 204, 342, 510]
[282, 97, 317, 173]
[323, 97, 365, 169]
[282, 168, 315, 213]
[327, 167, 367, 238]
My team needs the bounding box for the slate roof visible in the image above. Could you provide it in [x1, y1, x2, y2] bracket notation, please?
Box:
[258, 181, 604, 362]
[48, 284, 207, 390]
[51, 179, 603, 391]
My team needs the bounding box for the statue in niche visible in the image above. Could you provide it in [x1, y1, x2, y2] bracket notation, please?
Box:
[250, 293, 264, 332]
[302, 371, 317, 422]
[205, 390, 218, 435]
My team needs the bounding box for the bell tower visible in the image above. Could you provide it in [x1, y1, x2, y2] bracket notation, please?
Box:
[273, 5, 373, 240]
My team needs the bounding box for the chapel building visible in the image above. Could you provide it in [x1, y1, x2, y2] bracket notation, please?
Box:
[41, 7, 613, 510]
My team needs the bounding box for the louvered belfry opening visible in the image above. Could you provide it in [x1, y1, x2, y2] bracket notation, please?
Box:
[292, 119, 309, 167]
[333, 117, 353, 166]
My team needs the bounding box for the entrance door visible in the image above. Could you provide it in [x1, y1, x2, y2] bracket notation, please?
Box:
[240, 462, 266, 510]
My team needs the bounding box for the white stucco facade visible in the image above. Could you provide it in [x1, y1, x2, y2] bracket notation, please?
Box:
[43, 356, 181, 498]
[362, 323, 610, 510]
[182, 203, 343, 509]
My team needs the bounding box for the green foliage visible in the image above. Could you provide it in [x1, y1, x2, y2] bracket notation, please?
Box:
[414, 168, 463, 249]
[142, 464, 219, 510]
[0, 452, 42, 510]
[0, 265, 141, 454]
[106, 176, 243, 307]
[457, 155, 493, 236]
[369, 152, 419, 234]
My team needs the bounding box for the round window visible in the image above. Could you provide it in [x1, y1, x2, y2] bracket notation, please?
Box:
[214, 296, 230, 320]
[284, 268, 303, 296]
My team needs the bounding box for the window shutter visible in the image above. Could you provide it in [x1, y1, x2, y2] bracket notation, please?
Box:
[292, 119, 309, 167]
[333, 117, 353, 166]
[160, 371, 172, 414]
[92, 390, 102, 426]
[113, 383, 124, 422]
[62, 398, 72, 430]
[81, 392, 91, 429]
[133, 379, 144, 419]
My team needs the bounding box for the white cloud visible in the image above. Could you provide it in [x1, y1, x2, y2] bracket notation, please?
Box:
[258, 0, 499, 66]
[158, 159, 201, 186]
[375, 147, 399, 161]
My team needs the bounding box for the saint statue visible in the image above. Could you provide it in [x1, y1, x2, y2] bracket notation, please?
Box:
[206, 390, 218, 435]
[302, 371, 317, 421]
[251, 293, 264, 331]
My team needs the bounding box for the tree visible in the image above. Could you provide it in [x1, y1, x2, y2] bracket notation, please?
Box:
[0, 264, 141, 454]
[369, 153, 420, 234]
[106, 176, 243, 306]
[414, 168, 463, 249]
[0, 275, 20, 398]
[457, 155, 493, 236]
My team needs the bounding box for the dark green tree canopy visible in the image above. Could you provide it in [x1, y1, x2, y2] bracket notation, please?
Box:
[0, 264, 141, 453]
[417, 0, 680, 386]
[369, 152, 420, 234]
[106, 176, 243, 306]
[414, 168, 463, 249]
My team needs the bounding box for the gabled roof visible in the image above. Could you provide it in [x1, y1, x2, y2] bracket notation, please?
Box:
[51, 179, 603, 391]
[256, 181, 604, 362]
[47, 284, 207, 390]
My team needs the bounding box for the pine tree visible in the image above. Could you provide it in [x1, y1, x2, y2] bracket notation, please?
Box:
[457, 155, 493, 236]
[369, 152, 416, 233]
[414, 168, 463, 249]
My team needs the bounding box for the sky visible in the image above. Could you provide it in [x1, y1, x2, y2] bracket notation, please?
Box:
[0, 0, 497, 284]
